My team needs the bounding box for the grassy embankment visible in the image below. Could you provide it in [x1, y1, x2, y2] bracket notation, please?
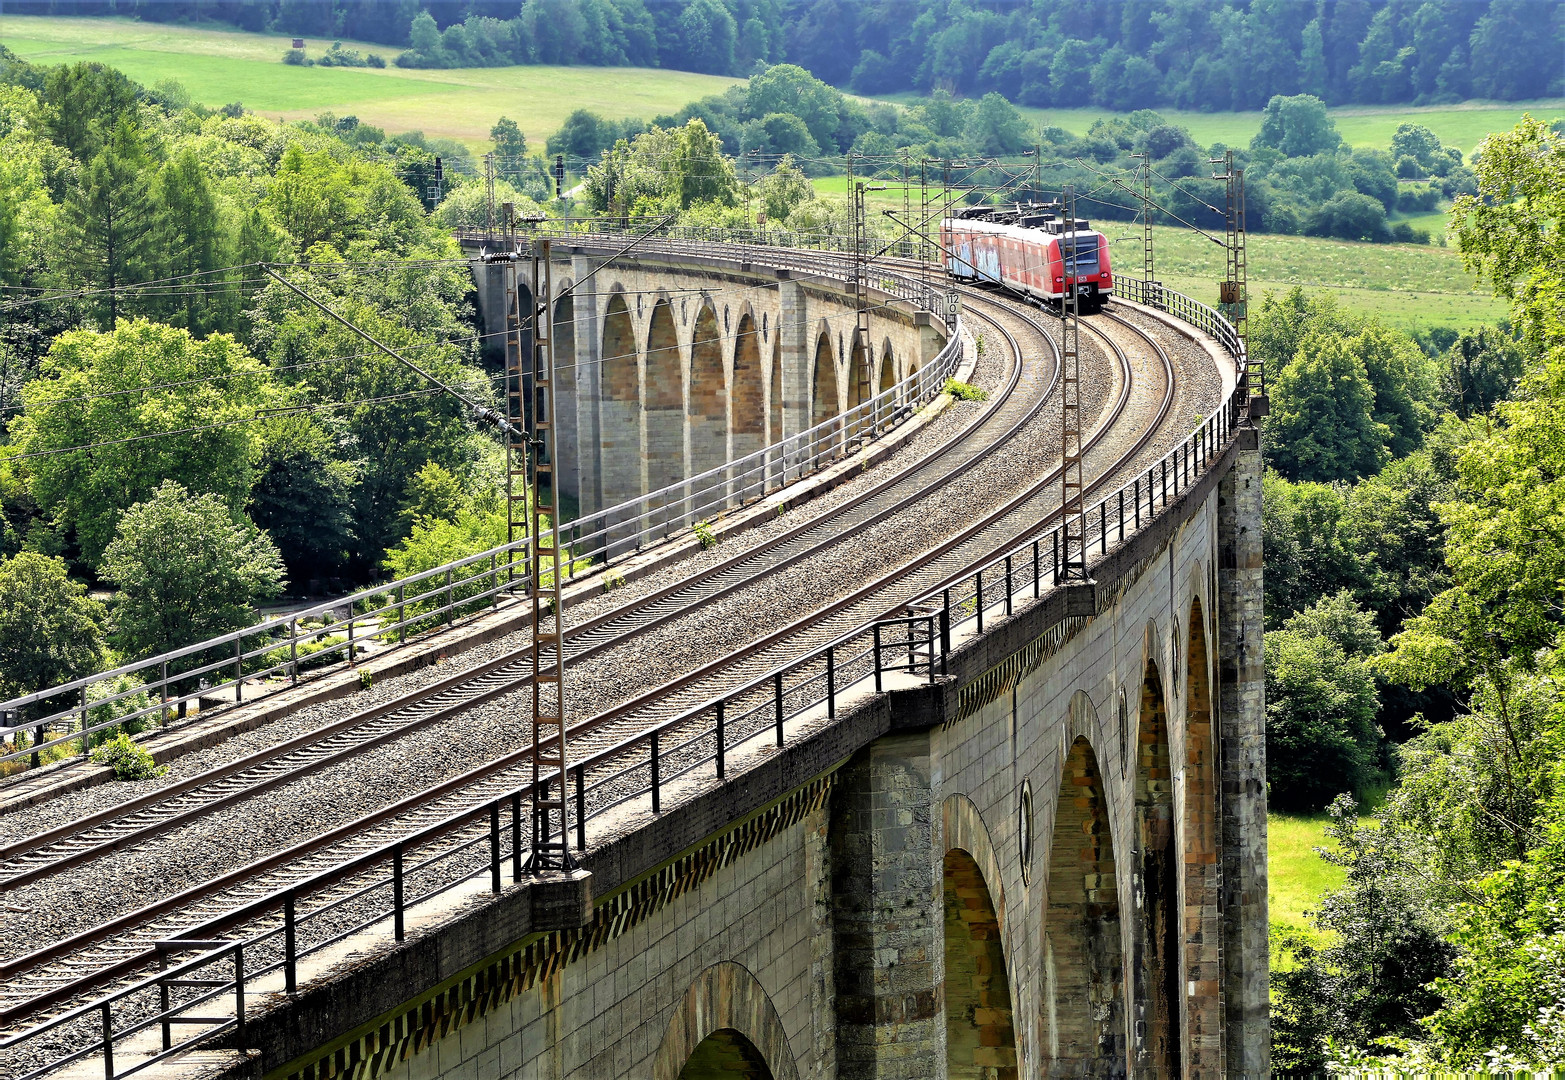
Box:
[1270, 813, 1349, 933]
[3, 17, 1515, 329]
[812, 179, 1505, 332]
[875, 94, 1565, 156]
[0, 15, 742, 151]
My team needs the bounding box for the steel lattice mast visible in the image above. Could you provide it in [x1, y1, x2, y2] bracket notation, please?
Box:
[1059, 184, 1089, 583]
[525, 237, 575, 872]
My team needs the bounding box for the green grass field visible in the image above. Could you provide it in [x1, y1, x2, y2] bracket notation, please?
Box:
[879, 94, 1565, 156]
[812, 181, 1506, 330]
[1145, 224, 1506, 330]
[1270, 813, 1350, 932]
[0, 15, 742, 150]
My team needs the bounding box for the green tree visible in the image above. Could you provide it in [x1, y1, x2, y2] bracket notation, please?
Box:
[963, 91, 1030, 155]
[8, 320, 276, 567]
[0, 551, 106, 704]
[1441, 325, 1530, 418]
[101, 480, 284, 659]
[400, 460, 466, 530]
[1265, 593, 1384, 811]
[248, 415, 358, 586]
[756, 154, 814, 223]
[1252, 93, 1342, 158]
[40, 61, 138, 162]
[489, 116, 530, 186]
[1267, 331, 1391, 482]
[546, 109, 621, 161]
[745, 64, 844, 153]
[1271, 797, 1457, 1072]
[154, 148, 227, 334]
[64, 117, 159, 327]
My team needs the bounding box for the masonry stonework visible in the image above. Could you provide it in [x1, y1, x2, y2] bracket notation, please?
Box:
[265, 254, 1264, 1080]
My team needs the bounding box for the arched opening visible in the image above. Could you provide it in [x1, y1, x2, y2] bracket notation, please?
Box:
[766, 335, 784, 492]
[1136, 653, 1180, 1077]
[943, 848, 1017, 1080]
[552, 290, 578, 511]
[676, 1028, 775, 1079]
[688, 302, 727, 489]
[1183, 596, 1220, 1072]
[729, 312, 765, 500]
[878, 339, 896, 394]
[644, 298, 683, 503]
[811, 330, 839, 463]
[600, 291, 640, 511]
[847, 331, 872, 411]
[1044, 735, 1126, 1075]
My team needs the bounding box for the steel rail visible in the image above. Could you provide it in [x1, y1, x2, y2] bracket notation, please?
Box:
[0, 292, 1047, 1013]
[0, 292, 1032, 889]
[0, 286, 1199, 1075]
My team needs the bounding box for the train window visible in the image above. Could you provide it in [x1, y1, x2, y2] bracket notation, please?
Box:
[1062, 236, 1100, 275]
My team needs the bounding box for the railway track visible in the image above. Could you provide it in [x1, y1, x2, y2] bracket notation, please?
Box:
[0, 288, 1060, 1016]
[0, 283, 1196, 1066]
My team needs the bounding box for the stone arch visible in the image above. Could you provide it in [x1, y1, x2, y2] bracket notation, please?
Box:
[732, 310, 765, 464]
[652, 961, 799, 1080]
[677, 1030, 773, 1078]
[1183, 593, 1221, 1072]
[943, 798, 1018, 1080]
[688, 301, 727, 484]
[1135, 650, 1180, 1077]
[878, 337, 896, 395]
[847, 330, 872, 410]
[644, 296, 683, 501]
[811, 328, 840, 462]
[600, 290, 640, 510]
[1044, 734, 1126, 1077]
[552, 287, 578, 506]
[766, 334, 784, 491]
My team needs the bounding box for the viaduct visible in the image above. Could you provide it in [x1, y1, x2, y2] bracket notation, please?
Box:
[0, 237, 1267, 1080]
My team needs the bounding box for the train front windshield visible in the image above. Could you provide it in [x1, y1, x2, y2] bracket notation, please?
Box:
[1061, 235, 1100, 276]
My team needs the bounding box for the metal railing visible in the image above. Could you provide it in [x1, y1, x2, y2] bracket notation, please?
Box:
[0, 242, 961, 774]
[0, 277, 1247, 1080]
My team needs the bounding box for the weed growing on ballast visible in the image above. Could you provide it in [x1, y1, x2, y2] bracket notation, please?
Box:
[944, 379, 989, 402]
[91, 733, 166, 781]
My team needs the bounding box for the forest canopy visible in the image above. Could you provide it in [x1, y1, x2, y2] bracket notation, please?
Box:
[18, 0, 1564, 107]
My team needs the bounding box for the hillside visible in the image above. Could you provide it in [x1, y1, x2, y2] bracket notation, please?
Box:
[0, 15, 743, 150]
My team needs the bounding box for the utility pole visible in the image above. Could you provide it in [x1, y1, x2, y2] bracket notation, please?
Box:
[484, 152, 495, 238]
[525, 236, 576, 873]
[1211, 150, 1258, 409]
[852, 180, 870, 406]
[1131, 151, 1155, 285]
[501, 203, 530, 569]
[1059, 184, 1089, 584]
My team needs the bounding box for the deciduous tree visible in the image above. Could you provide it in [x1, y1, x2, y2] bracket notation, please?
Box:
[101, 480, 284, 659]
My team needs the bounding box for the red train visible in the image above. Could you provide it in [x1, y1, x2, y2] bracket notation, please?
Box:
[941, 206, 1113, 311]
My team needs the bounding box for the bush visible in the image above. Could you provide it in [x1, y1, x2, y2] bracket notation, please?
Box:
[283, 49, 312, 67]
[91, 732, 166, 781]
[944, 379, 989, 402]
[86, 674, 156, 744]
[1390, 222, 1431, 244]
[366, 53, 386, 68]
[693, 520, 718, 549]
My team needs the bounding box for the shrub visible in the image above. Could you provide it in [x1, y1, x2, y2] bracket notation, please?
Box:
[693, 520, 718, 549]
[602, 568, 627, 592]
[91, 732, 166, 781]
[86, 674, 156, 744]
[944, 379, 989, 402]
[283, 49, 312, 66]
[366, 53, 386, 68]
